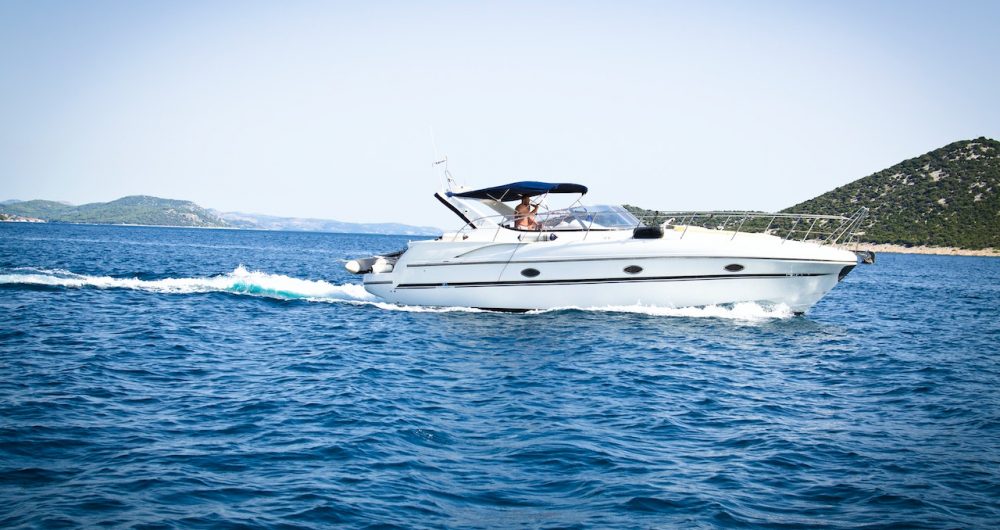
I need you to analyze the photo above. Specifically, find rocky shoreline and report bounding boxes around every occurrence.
[856,243,998,257]
[0,213,45,223]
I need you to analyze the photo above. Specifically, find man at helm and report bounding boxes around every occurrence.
[514,195,540,230]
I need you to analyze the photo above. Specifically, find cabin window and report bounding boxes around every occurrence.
[521,268,540,278]
[624,265,643,274]
[724,264,744,272]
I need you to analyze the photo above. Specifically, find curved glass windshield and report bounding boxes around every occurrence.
[535,205,639,231]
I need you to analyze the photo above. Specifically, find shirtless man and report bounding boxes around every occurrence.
[514,195,540,230]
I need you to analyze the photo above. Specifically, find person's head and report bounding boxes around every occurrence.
[521,195,531,205]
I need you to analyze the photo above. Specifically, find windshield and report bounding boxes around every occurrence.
[534,205,640,231]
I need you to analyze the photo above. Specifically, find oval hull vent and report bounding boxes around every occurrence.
[521,268,540,278]
[724,264,744,272]
[624,265,643,274]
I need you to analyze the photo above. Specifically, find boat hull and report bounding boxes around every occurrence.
[363,250,856,313]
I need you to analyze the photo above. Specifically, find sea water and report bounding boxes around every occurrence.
[1,223,998,528]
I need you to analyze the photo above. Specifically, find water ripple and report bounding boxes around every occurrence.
[1,224,999,528]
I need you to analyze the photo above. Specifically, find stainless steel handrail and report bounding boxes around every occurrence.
[447,206,870,247]
[632,208,869,246]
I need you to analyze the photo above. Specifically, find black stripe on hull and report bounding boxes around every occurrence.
[395,272,831,289]
[407,256,857,267]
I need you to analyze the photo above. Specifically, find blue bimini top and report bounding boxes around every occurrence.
[447,181,588,201]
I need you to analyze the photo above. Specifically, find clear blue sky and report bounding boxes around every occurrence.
[2,0,998,228]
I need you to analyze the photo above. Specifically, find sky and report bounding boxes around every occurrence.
[1,0,998,228]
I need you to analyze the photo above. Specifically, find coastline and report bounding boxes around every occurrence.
[0,220,441,237]
[857,243,999,257]
[3,219,992,255]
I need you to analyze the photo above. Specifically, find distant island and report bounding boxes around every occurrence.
[0,195,441,236]
[628,137,999,254]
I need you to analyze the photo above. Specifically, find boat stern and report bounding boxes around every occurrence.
[362,273,394,299]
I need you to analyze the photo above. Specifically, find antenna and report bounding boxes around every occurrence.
[429,126,456,190]
[433,156,456,190]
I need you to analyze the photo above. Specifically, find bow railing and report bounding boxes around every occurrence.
[446,205,870,247]
[630,207,869,246]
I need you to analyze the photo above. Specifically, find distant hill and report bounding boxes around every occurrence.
[0,195,441,235]
[626,138,999,250]
[783,138,999,249]
[0,196,227,227]
[217,211,441,236]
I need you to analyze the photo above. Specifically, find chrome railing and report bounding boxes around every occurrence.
[447,206,869,247]
[631,207,869,246]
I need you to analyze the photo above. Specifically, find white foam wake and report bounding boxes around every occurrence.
[531,302,794,321]
[0,267,795,318]
[0,265,374,302]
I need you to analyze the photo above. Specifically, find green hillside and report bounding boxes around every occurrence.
[627,138,999,249]
[0,200,75,219]
[783,138,999,249]
[0,195,228,227]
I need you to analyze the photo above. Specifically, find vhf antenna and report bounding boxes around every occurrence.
[433,156,456,190]
[429,126,456,191]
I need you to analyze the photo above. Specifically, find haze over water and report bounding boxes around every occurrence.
[2,223,999,528]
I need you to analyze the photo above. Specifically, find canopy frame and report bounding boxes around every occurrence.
[447,181,588,202]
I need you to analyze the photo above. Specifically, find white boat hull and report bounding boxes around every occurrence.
[362,236,858,314]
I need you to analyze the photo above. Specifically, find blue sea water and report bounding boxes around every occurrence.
[1,223,999,529]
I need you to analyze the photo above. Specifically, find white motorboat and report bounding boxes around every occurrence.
[346,180,871,314]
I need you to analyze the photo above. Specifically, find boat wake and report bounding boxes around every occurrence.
[531,302,794,320]
[0,266,791,318]
[0,265,373,302]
